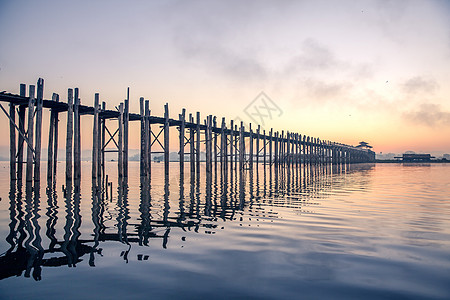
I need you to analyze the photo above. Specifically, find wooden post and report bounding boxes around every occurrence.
[196,112,200,176]
[220,117,225,175]
[74,88,81,180]
[53,94,60,182]
[100,102,105,181]
[239,122,244,176]
[249,124,253,170]
[164,103,169,177]
[17,84,26,181]
[205,115,212,176]
[179,108,186,176]
[140,97,145,176]
[47,93,58,183]
[229,120,234,173]
[34,78,44,182]
[92,93,99,180]
[213,116,217,174]
[9,100,16,181]
[124,89,129,178]
[286,131,290,168]
[118,103,124,178]
[256,125,260,167]
[189,114,195,175]
[26,85,35,182]
[66,88,73,181]
[263,129,266,166]
[144,100,150,177]
[269,129,273,166]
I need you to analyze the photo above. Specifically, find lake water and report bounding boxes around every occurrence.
[0,162,449,299]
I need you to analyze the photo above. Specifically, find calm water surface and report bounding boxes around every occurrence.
[0,162,449,299]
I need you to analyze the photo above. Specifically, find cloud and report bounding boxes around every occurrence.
[285,39,344,73]
[403,103,450,127]
[303,79,353,101]
[402,76,438,94]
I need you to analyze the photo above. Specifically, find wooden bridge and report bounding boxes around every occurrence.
[0,78,375,185]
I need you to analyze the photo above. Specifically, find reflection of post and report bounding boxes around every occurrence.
[163,175,170,249]
[90,185,104,266]
[6,182,18,253]
[45,185,58,251]
[138,176,152,246]
[24,182,44,280]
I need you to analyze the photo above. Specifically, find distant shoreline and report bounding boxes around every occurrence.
[376,160,450,163]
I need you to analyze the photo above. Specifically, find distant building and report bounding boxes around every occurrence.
[443,154,450,160]
[394,153,434,162]
[356,141,373,150]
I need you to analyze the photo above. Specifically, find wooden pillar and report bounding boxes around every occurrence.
[53,94,60,182]
[213,116,217,174]
[249,124,253,170]
[17,84,26,181]
[205,115,212,176]
[140,97,145,176]
[164,103,169,177]
[9,100,16,181]
[145,100,150,177]
[47,93,58,183]
[196,112,200,176]
[268,129,272,166]
[124,89,129,178]
[179,108,186,176]
[92,93,99,180]
[74,88,81,180]
[239,122,245,176]
[26,85,35,182]
[221,117,227,177]
[100,102,105,181]
[286,132,290,168]
[263,129,266,166]
[34,78,44,182]
[229,120,234,173]
[66,88,73,181]
[189,114,195,175]
[234,124,238,172]
[118,103,124,178]
[256,125,260,167]
[281,131,284,167]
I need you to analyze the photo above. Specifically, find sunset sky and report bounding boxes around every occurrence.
[1,0,450,156]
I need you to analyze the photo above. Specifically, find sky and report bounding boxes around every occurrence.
[1,0,450,157]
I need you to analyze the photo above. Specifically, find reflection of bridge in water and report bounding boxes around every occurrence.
[0,163,374,281]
